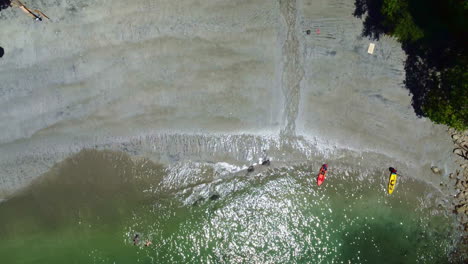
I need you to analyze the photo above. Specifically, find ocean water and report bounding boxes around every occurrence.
[0,150,459,263]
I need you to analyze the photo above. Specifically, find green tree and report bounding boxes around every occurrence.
[381,0,424,42]
[372,0,468,130]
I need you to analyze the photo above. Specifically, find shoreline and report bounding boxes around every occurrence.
[0,131,455,199]
[447,128,468,258]
[0,0,458,198]
[0,0,464,258]
[0,130,464,259]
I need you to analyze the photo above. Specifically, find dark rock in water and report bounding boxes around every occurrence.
[456,204,467,214]
[193,197,205,206]
[247,165,254,172]
[209,194,220,201]
[456,191,466,200]
[431,166,441,174]
[0,47,4,58]
[456,179,464,189]
[261,159,270,166]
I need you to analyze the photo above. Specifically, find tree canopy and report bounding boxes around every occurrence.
[354,0,467,130]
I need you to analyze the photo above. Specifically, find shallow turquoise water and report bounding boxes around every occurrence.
[0,150,458,263]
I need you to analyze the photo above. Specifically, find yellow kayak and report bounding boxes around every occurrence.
[388,173,398,194]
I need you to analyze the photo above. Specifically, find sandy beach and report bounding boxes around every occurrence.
[1,1,467,262]
[0,0,459,198]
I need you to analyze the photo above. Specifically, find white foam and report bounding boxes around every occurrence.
[213,162,247,176]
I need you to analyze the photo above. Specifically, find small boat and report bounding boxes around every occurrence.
[317,164,328,186]
[388,167,398,194]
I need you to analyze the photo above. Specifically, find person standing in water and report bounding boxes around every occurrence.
[132,234,152,247]
[132,234,140,245]
[10,0,49,21]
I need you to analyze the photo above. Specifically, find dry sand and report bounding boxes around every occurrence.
[0,0,458,197]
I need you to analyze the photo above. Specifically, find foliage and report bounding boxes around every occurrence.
[354,0,468,130]
[423,87,467,131]
[428,63,468,129]
[381,0,424,42]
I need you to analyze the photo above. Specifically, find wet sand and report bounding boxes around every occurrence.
[0,0,458,201]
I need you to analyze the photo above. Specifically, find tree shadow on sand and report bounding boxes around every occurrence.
[0,0,11,12]
[353,0,421,115]
[353,0,467,127]
[353,0,387,41]
[1,1,10,59]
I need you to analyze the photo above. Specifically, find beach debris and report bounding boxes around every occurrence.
[10,0,49,21]
[144,240,152,247]
[306,29,320,35]
[367,43,375,54]
[454,148,468,159]
[431,166,441,174]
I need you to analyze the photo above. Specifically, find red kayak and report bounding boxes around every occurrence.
[317,164,328,186]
